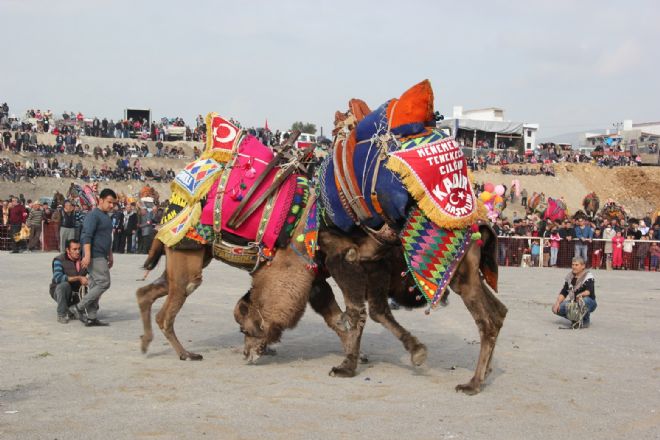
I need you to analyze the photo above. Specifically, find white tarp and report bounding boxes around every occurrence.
[439,118,524,135]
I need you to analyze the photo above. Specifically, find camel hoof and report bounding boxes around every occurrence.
[329,366,357,378]
[411,344,428,367]
[179,352,204,361]
[140,335,151,354]
[455,382,480,395]
[245,349,261,364]
[262,347,277,356]
[359,352,369,364]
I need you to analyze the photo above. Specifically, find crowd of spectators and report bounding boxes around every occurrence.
[1,193,165,255]
[488,198,660,270]
[0,157,176,183]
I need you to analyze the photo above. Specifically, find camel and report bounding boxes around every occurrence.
[582,192,600,219]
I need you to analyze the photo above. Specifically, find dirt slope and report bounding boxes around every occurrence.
[474,163,660,218]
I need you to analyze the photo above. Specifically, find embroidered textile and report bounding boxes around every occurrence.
[400,207,472,308]
[387,133,483,229]
[172,157,224,203]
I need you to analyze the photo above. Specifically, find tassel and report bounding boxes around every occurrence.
[476,239,484,247]
[408,286,415,292]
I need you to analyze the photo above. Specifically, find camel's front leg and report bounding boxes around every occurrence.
[136,271,168,354]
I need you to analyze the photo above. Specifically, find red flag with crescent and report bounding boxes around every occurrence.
[204,113,240,163]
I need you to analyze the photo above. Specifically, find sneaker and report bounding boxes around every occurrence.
[57,315,69,324]
[85,318,109,327]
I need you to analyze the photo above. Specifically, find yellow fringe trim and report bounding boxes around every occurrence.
[387,157,486,229]
[156,203,202,247]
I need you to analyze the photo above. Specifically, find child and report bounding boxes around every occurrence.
[649,241,660,271]
[530,239,540,267]
[636,236,651,270]
[622,234,635,270]
[549,228,561,267]
[612,231,624,269]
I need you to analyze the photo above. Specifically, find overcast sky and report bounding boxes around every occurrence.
[2,0,659,138]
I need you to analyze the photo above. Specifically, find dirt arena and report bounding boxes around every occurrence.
[1,253,659,439]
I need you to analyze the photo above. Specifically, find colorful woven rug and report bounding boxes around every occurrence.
[292,199,319,271]
[400,207,473,308]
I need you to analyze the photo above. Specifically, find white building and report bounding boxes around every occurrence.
[437,106,539,155]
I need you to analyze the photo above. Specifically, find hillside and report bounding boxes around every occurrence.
[474,163,660,218]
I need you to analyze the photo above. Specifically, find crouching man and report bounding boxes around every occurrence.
[552,256,597,328]
[50,239,88,324]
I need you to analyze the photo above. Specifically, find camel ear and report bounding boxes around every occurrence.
[238,302,249,317]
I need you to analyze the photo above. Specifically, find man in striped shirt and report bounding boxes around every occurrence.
[50,239,88,323]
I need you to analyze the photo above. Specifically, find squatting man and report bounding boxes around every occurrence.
[552,256,597,328]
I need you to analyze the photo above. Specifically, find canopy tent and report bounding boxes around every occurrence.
[444,118,524,135]
[438,118,526,155]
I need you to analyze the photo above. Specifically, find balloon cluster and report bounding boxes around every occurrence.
[479,182,505,221]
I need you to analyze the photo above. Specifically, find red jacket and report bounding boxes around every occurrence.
[8,204,26,225]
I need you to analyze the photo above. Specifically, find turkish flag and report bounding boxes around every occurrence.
[210,115,239,151]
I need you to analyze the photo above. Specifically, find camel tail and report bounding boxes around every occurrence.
[142,239,165,270]
[479,224,498,293]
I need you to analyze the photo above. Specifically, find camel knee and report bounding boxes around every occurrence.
[185,276,202,296]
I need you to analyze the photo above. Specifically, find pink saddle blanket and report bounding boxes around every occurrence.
[200,135,297,248]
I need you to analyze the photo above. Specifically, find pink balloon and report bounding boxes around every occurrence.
[494,184,505,196]
[484,183,495,193]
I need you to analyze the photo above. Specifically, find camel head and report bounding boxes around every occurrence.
[233,290,268,362]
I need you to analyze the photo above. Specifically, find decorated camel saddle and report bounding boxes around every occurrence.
[319,80,487,307]
[156,114,313,271]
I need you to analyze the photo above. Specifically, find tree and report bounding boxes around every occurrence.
[291,121,317,134]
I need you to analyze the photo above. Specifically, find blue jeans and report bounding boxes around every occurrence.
[550,247,558,266]
[557,297,597,323]
[575,243,589,263]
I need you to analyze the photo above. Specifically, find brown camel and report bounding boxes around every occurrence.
[136,201,317,361]
[315,224,506,395]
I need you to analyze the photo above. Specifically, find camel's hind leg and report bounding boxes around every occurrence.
[451,244,508,395]
[366,287,428,367]
[136,270,168,354]
[155,248,206,361]
[326,262,368,378]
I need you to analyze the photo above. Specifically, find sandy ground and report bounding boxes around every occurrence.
[1,252,659,439]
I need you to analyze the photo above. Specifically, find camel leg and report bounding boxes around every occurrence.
[155,249,205,361]
[366,286,428,367]
[136,270,168,354]
[325,260,369,378]
[451,246,507,395]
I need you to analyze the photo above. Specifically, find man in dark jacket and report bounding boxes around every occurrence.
[120,203,138,253]
[51,239,88,323]
[111,204,124,252]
